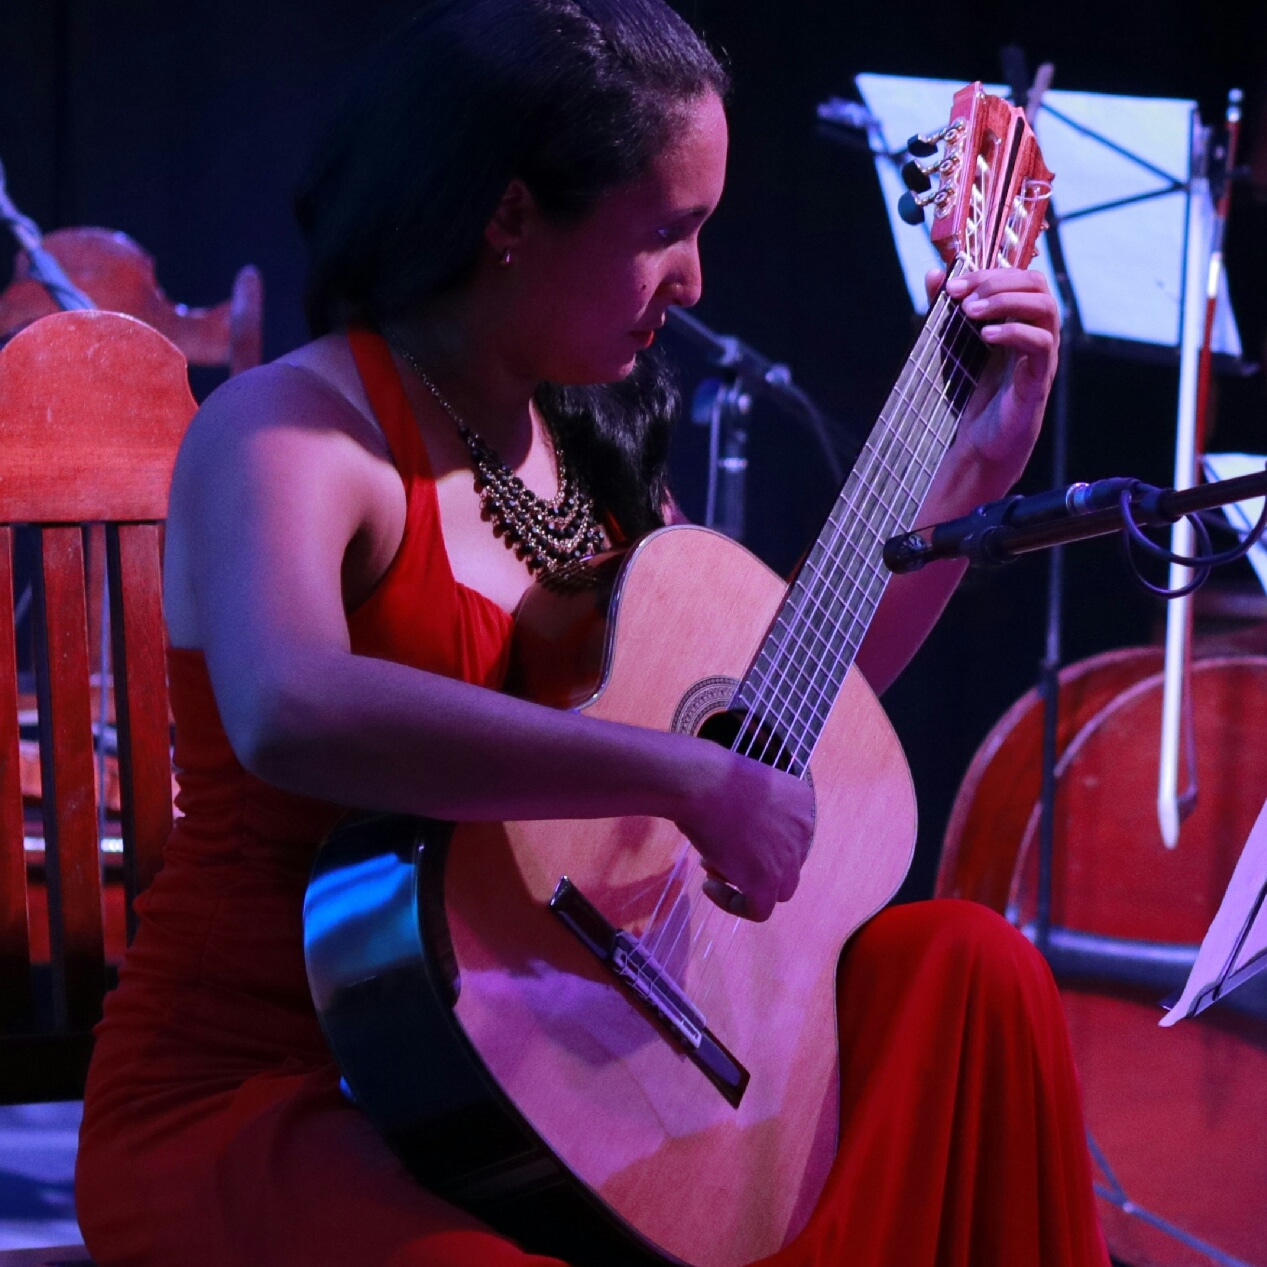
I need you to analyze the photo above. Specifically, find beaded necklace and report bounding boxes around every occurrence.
[392,342,607,577]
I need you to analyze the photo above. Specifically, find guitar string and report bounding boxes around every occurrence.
[690,301,987,1006]
[627,104,1036,1002]
[644,293,982,996]
[682,203,1018,1006]
[734,298,972,765]
[691,320,981,1012]
[690,430,978,1005]
[757,311,980,754]
[740,220,1000,767]
[733,324,977,769]
[649,295,985,1000]
[684,154,1016,981]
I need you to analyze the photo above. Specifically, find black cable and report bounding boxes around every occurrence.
[1117,479,1267,597]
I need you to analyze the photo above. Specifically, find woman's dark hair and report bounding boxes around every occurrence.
[295,0,728,538]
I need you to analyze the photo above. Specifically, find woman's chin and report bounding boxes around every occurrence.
[551,354,641,386]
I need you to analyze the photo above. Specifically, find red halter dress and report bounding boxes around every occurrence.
[76,330,1108,1267]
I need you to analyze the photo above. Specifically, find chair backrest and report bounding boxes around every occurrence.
[0,226,263,374]
[0,310,194,1102]
[0,228,261,738]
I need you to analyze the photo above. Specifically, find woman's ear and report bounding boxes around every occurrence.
[484,179,539,261]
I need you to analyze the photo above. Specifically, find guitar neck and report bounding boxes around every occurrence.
[731,266,988,775]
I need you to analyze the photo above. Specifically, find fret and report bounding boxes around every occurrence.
[800,605,857,671]
[862,442,926,497]
[747,585,874,748]
[882,429,937,479]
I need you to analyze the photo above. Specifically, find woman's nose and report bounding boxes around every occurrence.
[666,242,703,309]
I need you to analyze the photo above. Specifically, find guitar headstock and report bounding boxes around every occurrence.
[899,82,1053,272]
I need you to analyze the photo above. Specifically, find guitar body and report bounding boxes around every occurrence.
[307,526,916,1267]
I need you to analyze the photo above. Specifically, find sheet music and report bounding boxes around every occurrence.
[1161,794,1267,1025]
[853,74,1242,356]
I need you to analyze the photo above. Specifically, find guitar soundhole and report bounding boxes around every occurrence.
[697,708,797,773]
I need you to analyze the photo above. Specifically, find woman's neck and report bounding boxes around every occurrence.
[384,294,541,460]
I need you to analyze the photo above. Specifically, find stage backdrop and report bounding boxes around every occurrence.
[1,0,1265,898]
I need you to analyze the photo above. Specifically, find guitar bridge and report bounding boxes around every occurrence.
[549,877,750,1108]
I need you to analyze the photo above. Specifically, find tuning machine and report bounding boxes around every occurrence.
[897,121,965,226]
[906,118,965,158]
[898,188,946,226]
[897,160,956,226]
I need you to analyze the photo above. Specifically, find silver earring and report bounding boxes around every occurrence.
[499,248,513,267]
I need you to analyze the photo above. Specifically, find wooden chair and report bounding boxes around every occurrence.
[0,225,263,375]
[0,227,259,934]
[0,311,194,1112]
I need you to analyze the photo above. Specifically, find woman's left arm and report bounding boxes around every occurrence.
[855,267,1060,695]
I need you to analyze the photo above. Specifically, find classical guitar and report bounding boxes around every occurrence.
[304,83,1052,1267]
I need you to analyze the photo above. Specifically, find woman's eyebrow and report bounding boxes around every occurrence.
[666,203,715,223]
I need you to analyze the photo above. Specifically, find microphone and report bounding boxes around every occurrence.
[666,308,795,393]
[884,477,1143,572]
[816,98,880,133]
[815,98,890,157]
[993,476,1142,524]
[665,308,844,484]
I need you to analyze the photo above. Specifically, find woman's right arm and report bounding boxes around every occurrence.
[164,368,813,920]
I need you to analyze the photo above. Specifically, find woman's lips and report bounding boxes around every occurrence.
[631,328,657,349]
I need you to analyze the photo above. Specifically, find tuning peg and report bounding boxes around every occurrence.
[906,132,939,158]
[900,159,932,194]
[898,191,928,226]
[898,183,951,226]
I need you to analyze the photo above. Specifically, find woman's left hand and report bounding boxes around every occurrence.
[855,266,1060,695]
[930,267,1060,485]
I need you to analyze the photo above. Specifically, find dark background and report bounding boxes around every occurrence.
[3,0,1266,899]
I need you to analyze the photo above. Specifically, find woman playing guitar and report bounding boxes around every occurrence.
[75,2,1104,1264]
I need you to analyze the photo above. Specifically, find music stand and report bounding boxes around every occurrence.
[1203,452,1267,592]
[846,74,1242,359]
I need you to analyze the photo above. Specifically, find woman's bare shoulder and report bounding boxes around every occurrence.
[163,337,405,648]
[185,334,381,454]
[167,334,402,569]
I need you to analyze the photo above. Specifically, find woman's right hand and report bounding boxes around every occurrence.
[674,750,816,922]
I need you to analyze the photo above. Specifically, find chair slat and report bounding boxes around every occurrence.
[33,526,106,1032]
[108,524,172,935]
[0,526,34,1027]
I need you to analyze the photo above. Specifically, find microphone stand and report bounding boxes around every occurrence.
[0,157,93,313]
[666,308,843,541]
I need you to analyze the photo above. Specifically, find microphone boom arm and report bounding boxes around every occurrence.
[883,470,1267,574]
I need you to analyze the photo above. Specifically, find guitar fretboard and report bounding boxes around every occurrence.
[731,275,988,775]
